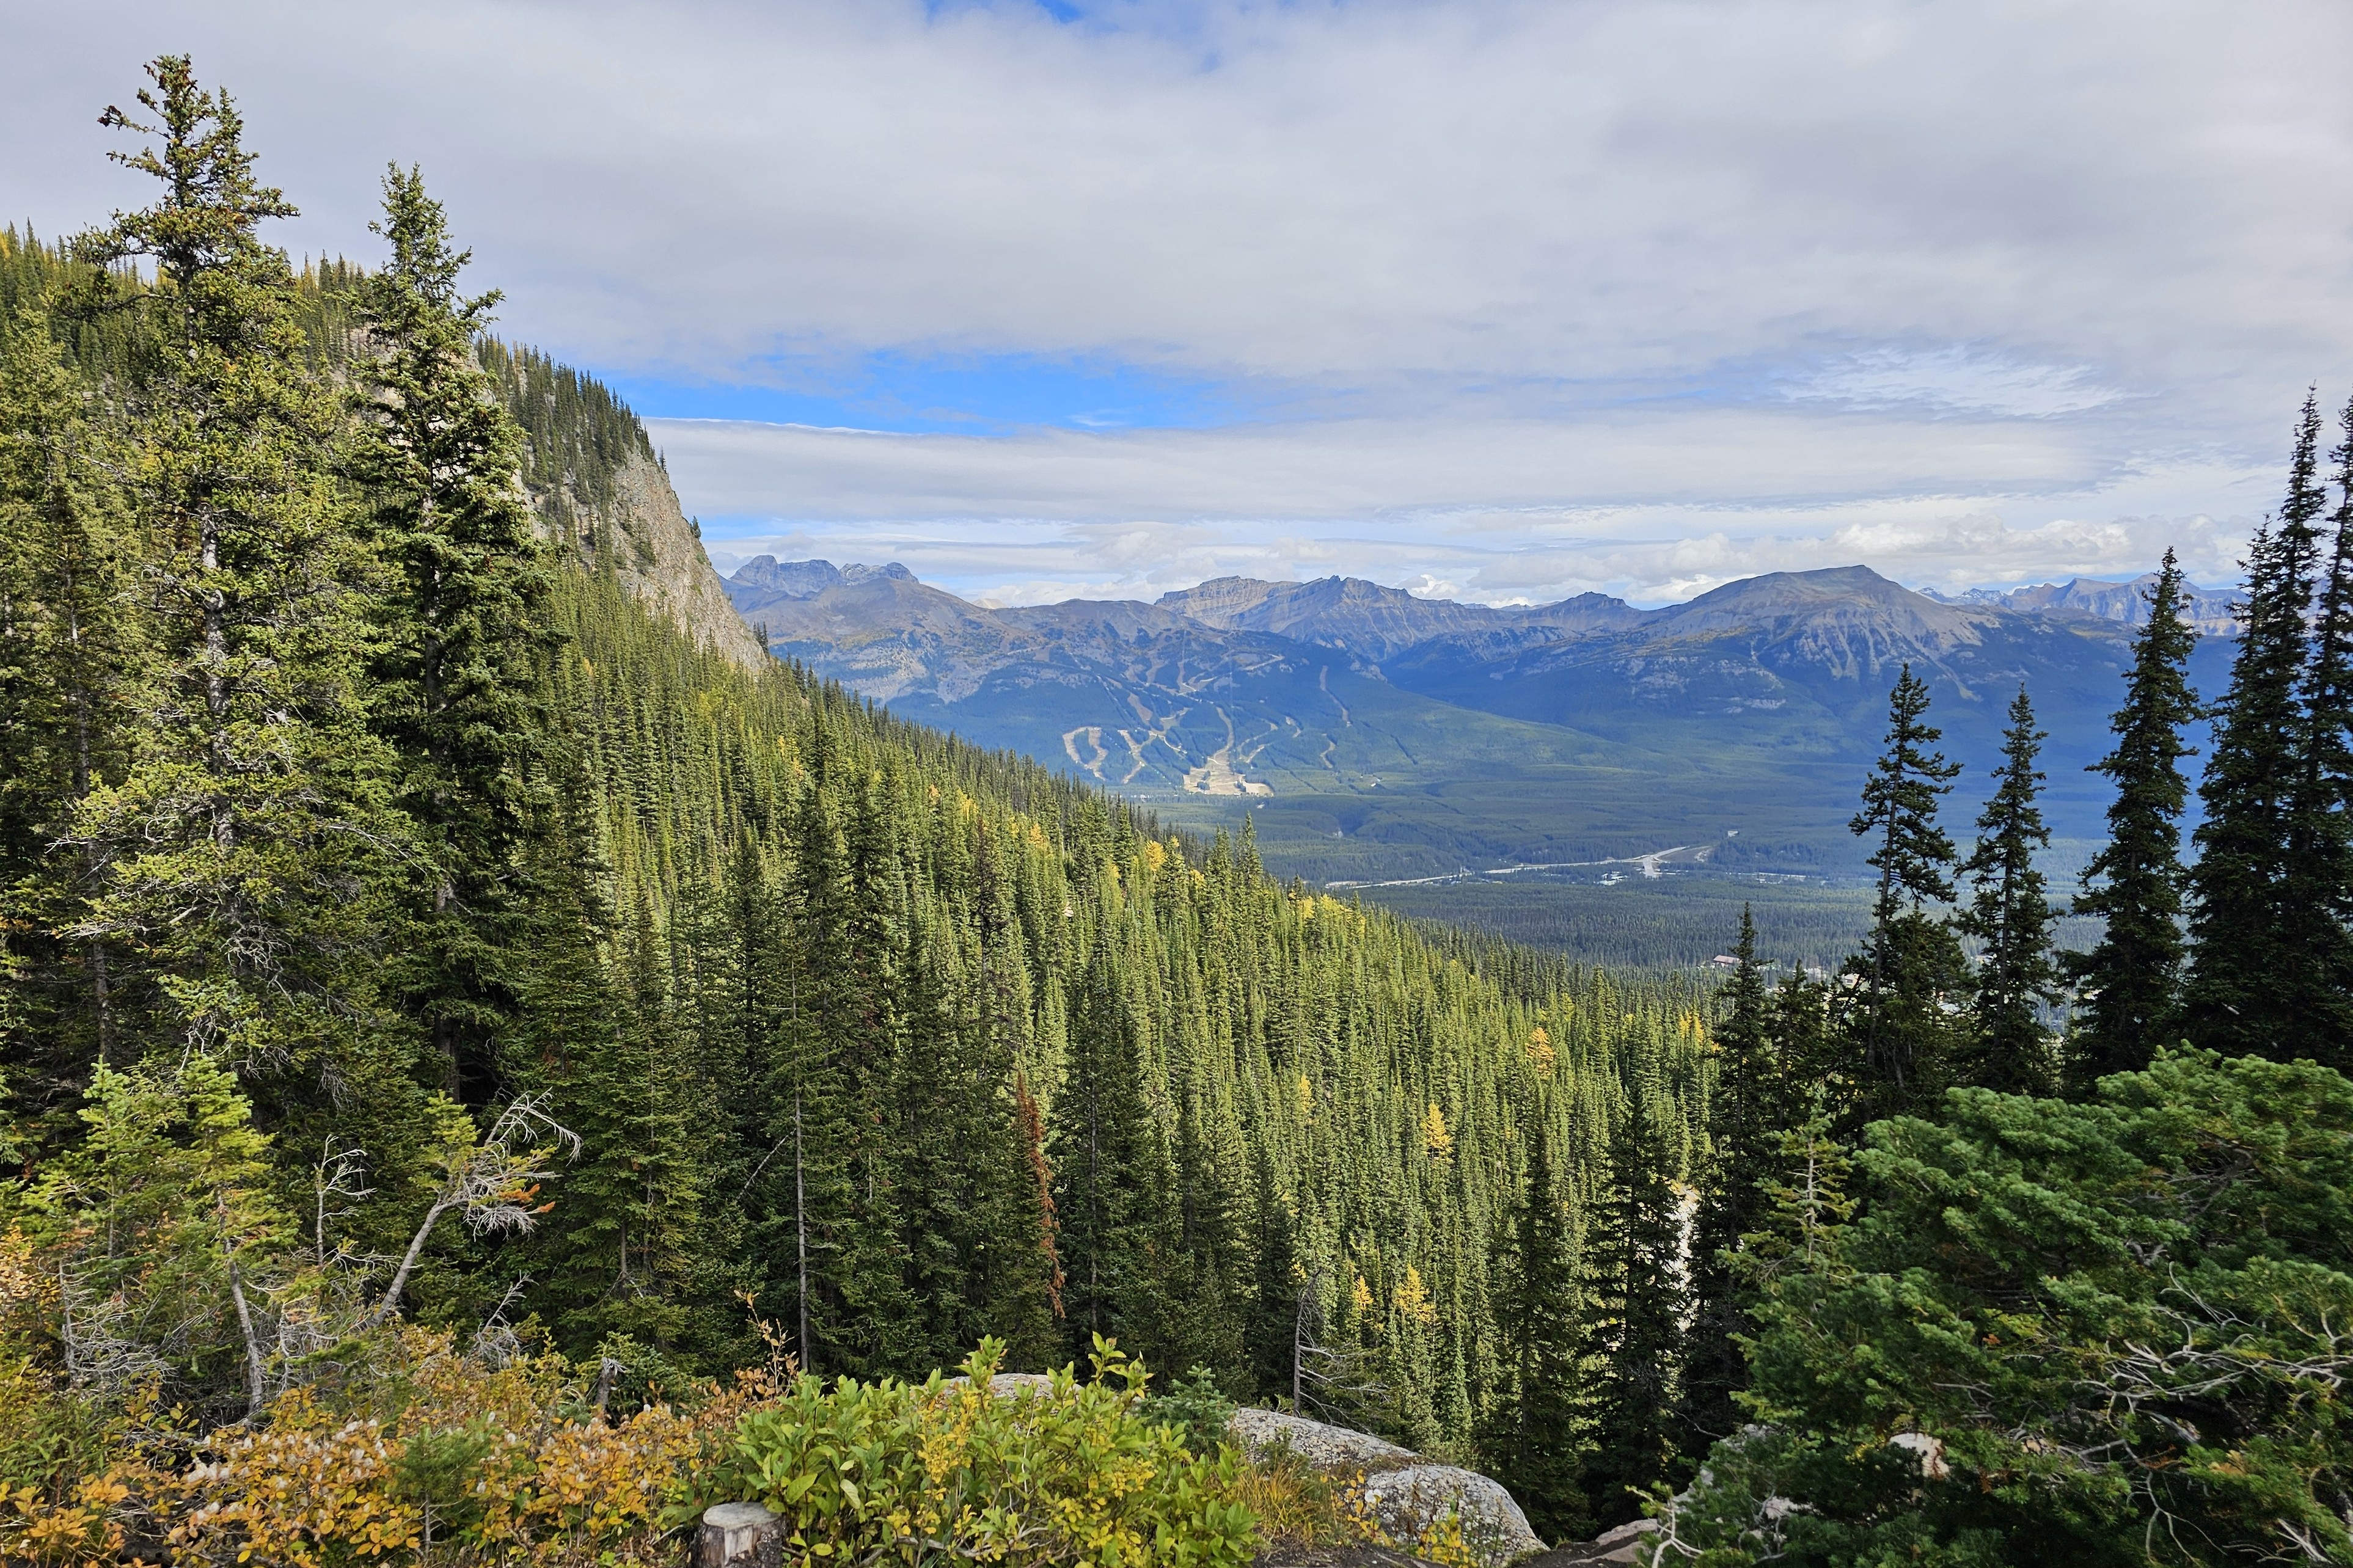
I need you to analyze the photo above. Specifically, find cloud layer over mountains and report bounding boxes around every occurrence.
[11,1,2349,601]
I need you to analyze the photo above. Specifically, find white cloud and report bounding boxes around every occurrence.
[1781,349,2127,418]
[684,413,2265,605]
[652,406,2117,520]
[7,1,2344,602]
[10,3,2348,414]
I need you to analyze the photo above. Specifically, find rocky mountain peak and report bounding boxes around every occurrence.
[728,557,914,599]
[1642,564,1980,646]
[1158,572,1642,660]
[1922,572,2241,635]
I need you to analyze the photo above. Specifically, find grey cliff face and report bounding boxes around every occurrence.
[602,453,768,670]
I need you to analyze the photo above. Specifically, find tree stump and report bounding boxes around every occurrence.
[696,1502,781,1568]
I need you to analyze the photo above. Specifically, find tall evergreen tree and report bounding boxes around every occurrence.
[514,765,638,1351]
[985,840,1066,1364]
[351,165,554,1101]
[62,58,411,1107]
[759,775,868,1376]
[1242,1137,1301,1404]
[2184,396,2329,1059]
[1678,906,1774,1454]
[2068,551,2200,1089]
[2278,395,2353,1056]
[830,773,923,1372]
[1771,966,1838,1106]
[1843,665,1966,1117]
[1956,688,2058,1095]
[1479,1098,1590,1544]
[1580,1069,1689,1526]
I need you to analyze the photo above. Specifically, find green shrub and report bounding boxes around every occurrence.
[1144,1365,1237,1459]
[703,1336,1257,1566]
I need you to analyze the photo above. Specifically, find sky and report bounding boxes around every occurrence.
[7,0,2351,607]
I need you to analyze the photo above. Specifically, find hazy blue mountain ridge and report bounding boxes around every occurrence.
[1156,572,1646,661]
[720,557,2233,883]
[1922,571,2240,635]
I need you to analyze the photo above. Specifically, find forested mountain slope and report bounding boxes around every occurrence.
[724,552,1733,868]
[0,169,1708,1467]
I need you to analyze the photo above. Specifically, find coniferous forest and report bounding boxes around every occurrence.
[8,58,2353,1567]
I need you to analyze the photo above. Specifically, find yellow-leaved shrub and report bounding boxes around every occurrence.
[1,1325,762,1567]
[699,1336,1258,1567]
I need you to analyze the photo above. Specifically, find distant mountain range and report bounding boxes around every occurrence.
[1920,572,2239,635]
[1156,574,1645,660]
[722,559,2238,882]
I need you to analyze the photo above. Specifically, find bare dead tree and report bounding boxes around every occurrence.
[1290,1261,1386,1429]
[56,1268,172,1395]
[364,1095,578,1329]
[310,1136,373,1267]
[469,1277,532,1369]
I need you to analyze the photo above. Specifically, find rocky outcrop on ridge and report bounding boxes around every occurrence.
[598,450,767,669]
[1225,1408,1545,1565]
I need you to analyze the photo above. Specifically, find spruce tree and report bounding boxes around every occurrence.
[1772,966,1838,1107]
[63,59,410,1103]
[980,842,1065,1369]
[1678,906,1774,1455]
[830,773,921,1372]
[1243,1138,1301,1404]
[1480,1096,1590,1542]
[1956,688,2058,1095]
[1581,1067,1689,1526]
[723,826,823,1373]
[761,775,862,1376]
[351,165,553,1101]
[892,826,1059,1372]
[1150,1052,1249,1385]
[2279,395,2353,1057]
[2184,396,2328,1059]
[2068,551,2199,1088]
[1844,665,1966,1117]
[664,850,764,1360]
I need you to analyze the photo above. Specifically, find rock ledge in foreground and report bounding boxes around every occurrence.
[1226,1409,1544,1564]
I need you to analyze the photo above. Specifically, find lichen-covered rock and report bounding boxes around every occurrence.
[1227,1409,1544,1564]
[1229,1408,1417,1471]
[939,1371,1058,1398]
[1361,1464,1544,1565]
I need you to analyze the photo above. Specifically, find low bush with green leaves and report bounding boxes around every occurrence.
[698,1336,1257,1566]
[1144,1365,1237,1459]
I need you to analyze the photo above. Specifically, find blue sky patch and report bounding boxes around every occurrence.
[604,348,1260,435]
